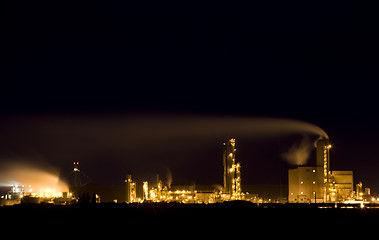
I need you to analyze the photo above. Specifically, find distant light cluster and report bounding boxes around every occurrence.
[1,184,75,205]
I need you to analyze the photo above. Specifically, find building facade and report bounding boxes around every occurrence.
[288,166,324,203]
[332,171,353,202]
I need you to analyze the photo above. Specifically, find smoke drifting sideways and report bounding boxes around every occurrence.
[0,160,68,192]
[0,114,328,184]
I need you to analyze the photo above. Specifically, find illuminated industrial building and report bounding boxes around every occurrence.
[145,181,221,204]
[222,137,242,200]
[125,138,243,204]
[0,184,75,206]
[143,181,149,201]
[289,166,323,203]
[355,182,372,202]
[119,137,243,204]
[289,138,357,203]
[125,174,136,203]
[332,171,353,202]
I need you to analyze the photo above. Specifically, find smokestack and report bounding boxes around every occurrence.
[315,137,331,168]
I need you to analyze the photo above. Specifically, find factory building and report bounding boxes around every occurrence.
[332,171,353,202]
[289,138,355,203]
[289,166,324,203]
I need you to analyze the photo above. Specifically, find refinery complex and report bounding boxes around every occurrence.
[124,137,242,204]
[0,137,376,206]
[123,137,375,205]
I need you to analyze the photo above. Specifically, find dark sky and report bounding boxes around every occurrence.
[3,2,379,193]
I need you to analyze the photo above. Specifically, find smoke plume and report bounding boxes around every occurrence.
[281,136,313,166]
[0,114,328,184]
[0,160,68,192]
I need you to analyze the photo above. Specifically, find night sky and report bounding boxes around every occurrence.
[3,2,379,193]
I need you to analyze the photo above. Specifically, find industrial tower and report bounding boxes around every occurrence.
[222,137,242,200]
[316,137,333,202]
[125,174,136,203]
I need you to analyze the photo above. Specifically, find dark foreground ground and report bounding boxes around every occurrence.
[2,202,378,235]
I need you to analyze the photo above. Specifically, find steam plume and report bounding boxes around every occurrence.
[163,166,173,187]
[281,137,312,166]
[0,160,68,192]
[0,114,328,184]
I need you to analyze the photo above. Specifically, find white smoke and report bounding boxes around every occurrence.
[0,114,328,183]
[0,160,68,192]
[281,136,313,166]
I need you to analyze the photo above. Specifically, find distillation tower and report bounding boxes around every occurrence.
[125,174,136,203]
[222,137,242,200]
